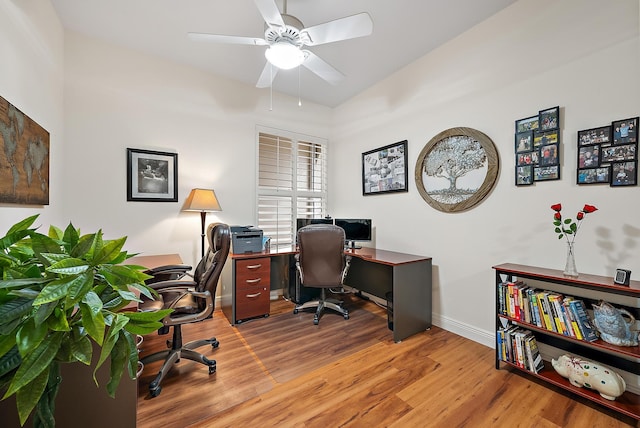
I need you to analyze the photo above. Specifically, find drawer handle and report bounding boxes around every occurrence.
[246,292,262,298]
[246,264,262,269]
[245,278,261,284]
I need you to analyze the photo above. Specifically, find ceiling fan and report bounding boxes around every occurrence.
[188,0,373,88]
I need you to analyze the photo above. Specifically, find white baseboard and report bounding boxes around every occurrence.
[432,312,494,349]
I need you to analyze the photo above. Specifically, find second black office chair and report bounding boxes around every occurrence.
[294,224,351,325]
[139,222,230,397]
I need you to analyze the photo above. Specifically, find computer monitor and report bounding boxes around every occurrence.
[334,218,372,249]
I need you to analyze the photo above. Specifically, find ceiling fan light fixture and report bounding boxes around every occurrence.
[265,42,305,70]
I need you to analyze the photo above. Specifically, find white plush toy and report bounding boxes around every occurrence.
[552,354,626,400]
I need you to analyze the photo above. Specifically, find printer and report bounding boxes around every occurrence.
[230,226,264,254]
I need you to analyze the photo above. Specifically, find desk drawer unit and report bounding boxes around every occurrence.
[235,257,270,322]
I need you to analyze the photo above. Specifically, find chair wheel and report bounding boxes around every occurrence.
[293,309,299,314]
[313,318,319,325]
[149,385,162,398]
[211,339,220,349]
[208,366,216,375]
[344,314,349,320]
[264,314,269,318]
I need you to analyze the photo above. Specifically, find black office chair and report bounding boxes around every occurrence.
[293,224,351,325]
[139,222,231,397]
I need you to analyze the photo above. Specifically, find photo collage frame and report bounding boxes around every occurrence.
[515,106,560,186]
[577,116,638,187]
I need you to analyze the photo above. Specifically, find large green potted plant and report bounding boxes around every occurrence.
[0,215,171,426]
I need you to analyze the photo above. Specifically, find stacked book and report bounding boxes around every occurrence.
[497,281,598,342]
[496,326,545,373]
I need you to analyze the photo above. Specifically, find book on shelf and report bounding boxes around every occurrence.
[524,334,544,373]
[538,292,557,333]
[562,297,581,340]
[568,299,599,342]
[549,293,569,336]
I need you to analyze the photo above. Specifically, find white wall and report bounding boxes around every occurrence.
[0,0,64,226]
[330,0,640,346]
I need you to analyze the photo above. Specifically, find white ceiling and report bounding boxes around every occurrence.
[51,0,518,108]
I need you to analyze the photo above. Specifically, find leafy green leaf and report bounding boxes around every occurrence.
[106,333,128,397]
[94,237,127,265]
[33,278,73,305]
[47,306,70,332]
[4,332,64,398]
[79,299,105,345]
[0,344,20,376]
[16,318,47,357]
[16,364,49,426]
[33,301,57,326]
[70,333,92,365]
[62,223,80,252]
[70,233,95,259]
[94,314,129,384]
[46,258,90,275]
[0,296,33,324]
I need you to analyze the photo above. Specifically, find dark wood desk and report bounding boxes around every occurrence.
[221,246,432,342]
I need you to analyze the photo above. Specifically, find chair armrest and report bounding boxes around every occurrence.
[146,279,197,291]
[153,287,213,326]
[145,264,194,282]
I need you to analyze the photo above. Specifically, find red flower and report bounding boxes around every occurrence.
[551,203,597,243]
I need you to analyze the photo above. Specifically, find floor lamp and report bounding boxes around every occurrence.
[182,188,222,258]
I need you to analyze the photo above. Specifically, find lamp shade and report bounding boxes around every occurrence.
[265,42,306,70]
[182,188,222,212]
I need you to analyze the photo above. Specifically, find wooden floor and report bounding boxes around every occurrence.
[137,295,637,428]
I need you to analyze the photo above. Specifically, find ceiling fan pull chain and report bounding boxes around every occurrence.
[298,65,302,107]
[269,63,273,111]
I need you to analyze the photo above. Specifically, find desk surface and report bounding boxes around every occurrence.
[230,246,431,266]
[125,253,183,269]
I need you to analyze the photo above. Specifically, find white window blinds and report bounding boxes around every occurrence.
[257,129,327,248]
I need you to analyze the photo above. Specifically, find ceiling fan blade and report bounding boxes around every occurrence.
[302,51,344,85]
[254,0,285,29]
[188,32,267,46]
[302,12,373,46]
[256,61,279,88]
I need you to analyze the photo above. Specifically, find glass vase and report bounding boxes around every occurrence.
[563,241,579,277]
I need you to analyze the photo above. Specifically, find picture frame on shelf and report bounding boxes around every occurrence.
[578,145,600,169]
[578,125,612,146]
[601,143,637,163]
[534,165,560,181]
[515,131,533,153]
[612,117,638,145]
[539,106,559,131]
[611,160,637,186]
[516,165,533,186]
[515,115,539,133]
[533,130,558,148]
[127,148,178,202]
[577,167,610,185]
[362,140,408,195]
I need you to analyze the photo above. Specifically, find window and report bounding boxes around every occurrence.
[257,127,328,248]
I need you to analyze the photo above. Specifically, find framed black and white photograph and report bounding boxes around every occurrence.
[611,161,637,186]
[515,131,533,153]
[601,143,637,163]
[577,167,610,185]
[516,165,533,186]
[539,106,559,131]
[578,125,612,146]
[515,116,539,134]
[578,145,600,169]
[362,140,408,195]
[534,165,560,181]
[533,130,558,148]
[612,117,638,145]
[127,148,178,202]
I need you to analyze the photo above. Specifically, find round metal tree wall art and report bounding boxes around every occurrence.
[415,127,499,213]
